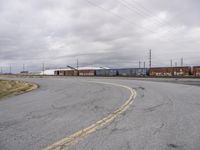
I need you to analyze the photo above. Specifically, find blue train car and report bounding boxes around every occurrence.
[117,68,148,77]
[96,69,117,76]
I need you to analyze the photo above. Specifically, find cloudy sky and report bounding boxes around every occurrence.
[0,0,200,72]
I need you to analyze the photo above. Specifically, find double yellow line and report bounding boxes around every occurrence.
[43,81,137,150]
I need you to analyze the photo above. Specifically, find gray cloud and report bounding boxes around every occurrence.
[0,0,200,73]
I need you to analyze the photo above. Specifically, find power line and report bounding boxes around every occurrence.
[121,0,197,47]
[85,0,156,34]
[85,0,188,48]
[118,0,174,30]
[116,0,182,41]
[119,0,195,46]
[121,0,175,28]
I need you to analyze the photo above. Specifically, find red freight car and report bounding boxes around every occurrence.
[54,69,76,76]
[78,70,95,76]
[149,67,191,77]
[193,66,200,76]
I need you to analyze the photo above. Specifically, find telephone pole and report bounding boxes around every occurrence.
[0,67,2,74]
[181,58,183,66]
[149,49,152,68]
[143,61,146,68]
[175,62,177,67]
[170,60,173,67]
[42,63,45,75]
[23,64,25,72]
[9,64,12,74]
[76,58,79,70]
[139,60,141,68]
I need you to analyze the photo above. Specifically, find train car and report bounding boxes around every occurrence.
[193,66,200,76]
[173,67,191,76]
[149,66,191,77]
[117,68,148,77]
[149,67,173,76]
[54,69,76,76]
[78,70,95,76]
[96,69,117,76]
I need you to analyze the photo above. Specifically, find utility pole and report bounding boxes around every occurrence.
[143,61,146,68]
[181,58,183,66]
[9,64,12,74]
[149,49,152,68]
[139,61,141,68]
[76,58,79,70]
[175,62,177,67]
[0,67,2,74]
[42,63,45,75]
[23,64,25,72]
[170,60,173,67]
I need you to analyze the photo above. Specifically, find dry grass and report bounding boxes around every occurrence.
[0,80,38,99]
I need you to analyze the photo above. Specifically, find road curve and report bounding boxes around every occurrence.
[0,77,200,150]
[43,81,136,150]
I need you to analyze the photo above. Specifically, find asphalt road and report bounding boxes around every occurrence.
[0,77,200,150]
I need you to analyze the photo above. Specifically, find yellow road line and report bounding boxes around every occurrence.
[43,81,137,150]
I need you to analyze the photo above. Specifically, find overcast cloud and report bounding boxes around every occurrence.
[0,0,200,72]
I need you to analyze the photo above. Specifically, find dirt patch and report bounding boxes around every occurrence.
[0,80,38,100]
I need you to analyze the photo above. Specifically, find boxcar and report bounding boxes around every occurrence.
[54,70,76,76]
[78,70,95,76]
[117,68,148,77]
[149,67,191,77]
[96,69,117,76]
[193,66,200,76]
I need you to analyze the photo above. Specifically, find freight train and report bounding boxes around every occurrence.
[55,66,200,77]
